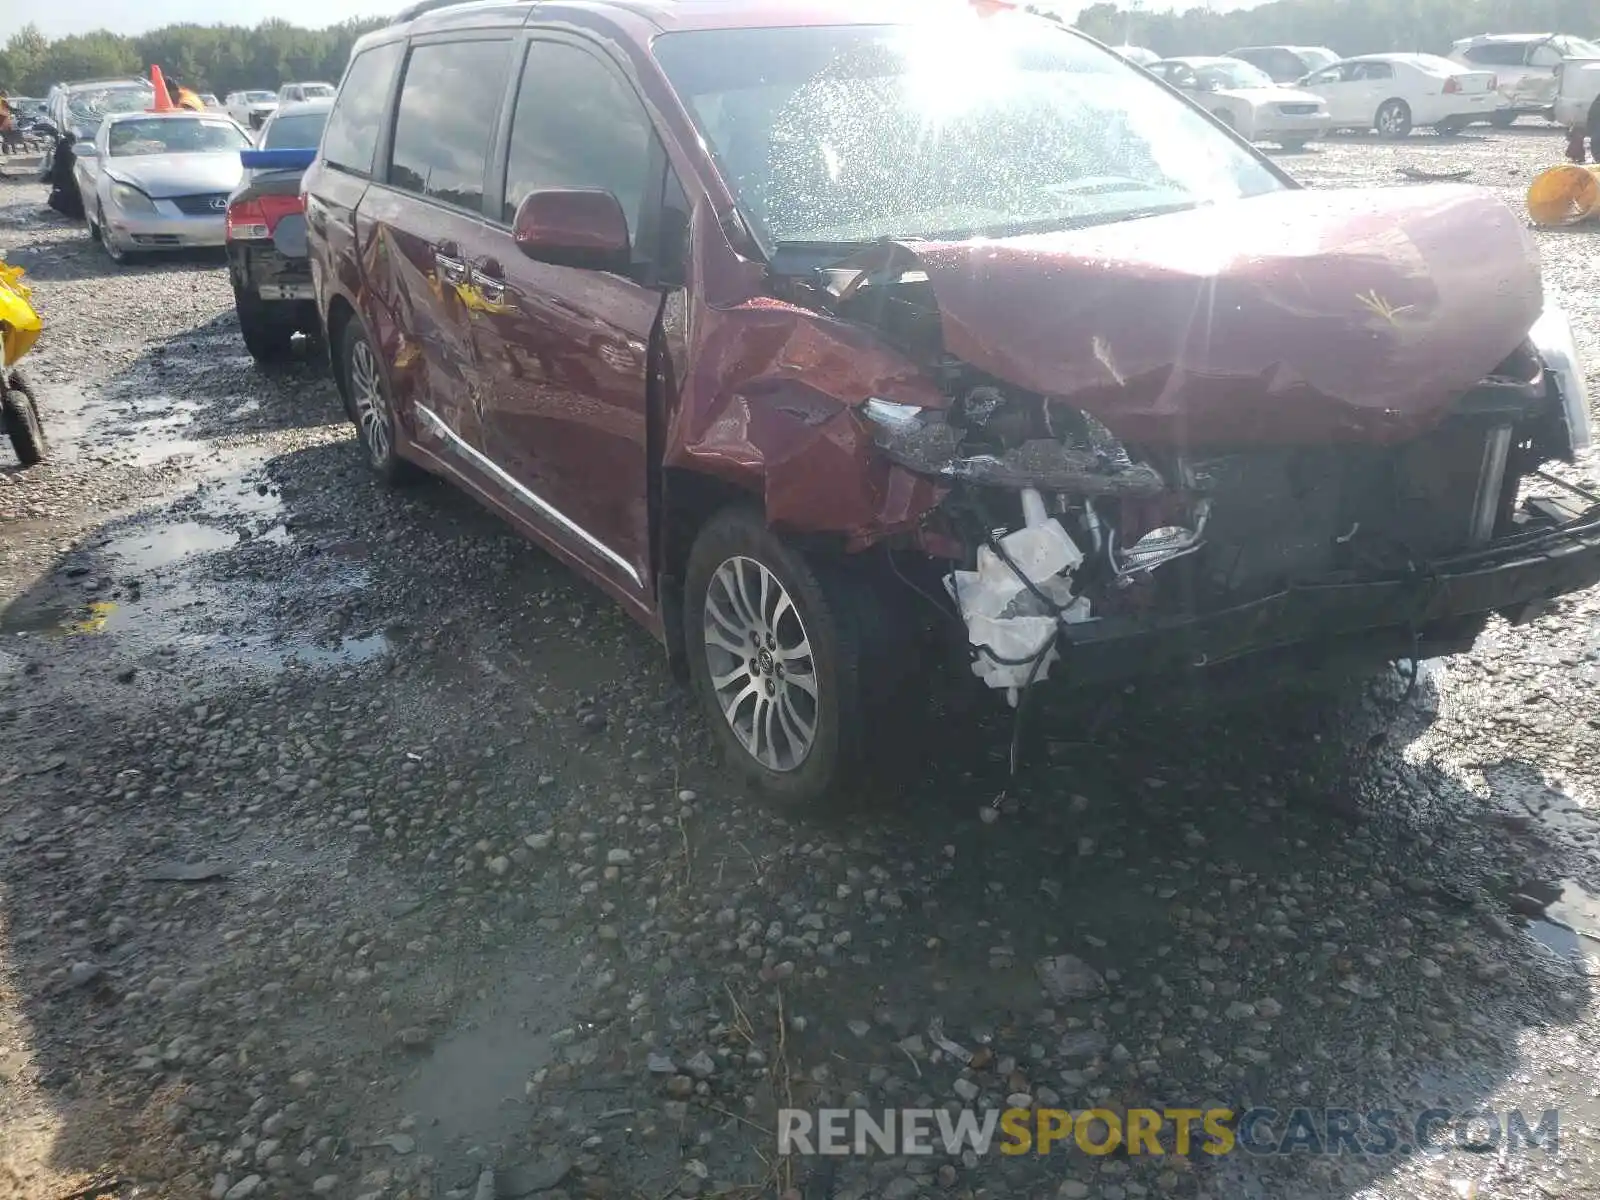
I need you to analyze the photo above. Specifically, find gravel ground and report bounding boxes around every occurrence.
[2,126,1600,1200]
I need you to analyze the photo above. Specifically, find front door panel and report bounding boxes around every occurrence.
[474,252,658,592]
[361,186,492,455]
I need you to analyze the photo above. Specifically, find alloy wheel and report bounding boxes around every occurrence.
[701,555,819,772]
[349,337,390,464]
[1377,101,1409,137]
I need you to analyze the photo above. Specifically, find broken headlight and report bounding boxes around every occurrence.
[1529,306,1593,454]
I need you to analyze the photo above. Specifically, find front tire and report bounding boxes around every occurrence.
[1375,99,1412,139]
[685,508,870,804]
[2,370,47,467]
[98,205,133,265]
[341,320,412,483]
[1588,96,1600,158]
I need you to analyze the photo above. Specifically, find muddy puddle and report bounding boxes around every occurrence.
[0,587,393,680]
[1525,879,1600,962]
[0,467,392,685]
[89,469,291,570]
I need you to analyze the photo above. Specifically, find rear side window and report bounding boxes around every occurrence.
[1464,43,1525,66]
[1266,50,1302,78]
[323,42,403,176]
[500,40,655,231]
[389,39,512,212]
[265,111,330,149]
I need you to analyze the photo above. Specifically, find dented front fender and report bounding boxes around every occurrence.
[665,298,949,548]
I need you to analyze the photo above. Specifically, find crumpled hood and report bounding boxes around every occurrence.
[108,152,243,199]
[904,184,1541,446]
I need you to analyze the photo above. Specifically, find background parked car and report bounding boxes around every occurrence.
[275,82,335,105]
[1449,33,1600,122]
[1147,55,1331,148]
[225,99,332,360]
[1299,53,1505,137]
[1553,47,1600,138]
[75,110,251,264]
[40,77,155,217]
[225,90,278,130]
[1227,45,1340,83]
[3,97,49,153]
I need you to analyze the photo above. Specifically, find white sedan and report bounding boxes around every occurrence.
[1298,53,1507,137]
[1147,57,1331,149]
[72,111,251,264]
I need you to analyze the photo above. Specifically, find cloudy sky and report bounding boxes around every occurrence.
[3,0,1266,41]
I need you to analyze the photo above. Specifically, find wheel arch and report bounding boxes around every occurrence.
[657,469,764,682]
[325,294,359,400]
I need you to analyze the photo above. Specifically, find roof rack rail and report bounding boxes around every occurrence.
[392,0,527,23]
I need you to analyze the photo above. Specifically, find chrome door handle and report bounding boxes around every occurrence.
[434,251,466,284]
[470,268,504,304]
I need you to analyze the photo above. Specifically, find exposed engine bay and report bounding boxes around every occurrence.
[779,248,1595,705]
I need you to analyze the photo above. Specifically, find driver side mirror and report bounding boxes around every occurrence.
[513,188,630,274]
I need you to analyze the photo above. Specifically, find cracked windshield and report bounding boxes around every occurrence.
[654,20,1283,245]
[2,1,1600,1199]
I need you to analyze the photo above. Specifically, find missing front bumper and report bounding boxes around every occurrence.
[1041,502,1600,687]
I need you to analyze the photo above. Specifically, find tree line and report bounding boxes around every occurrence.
[2,0,1597,100]
[0,18,388,98]
[1074,0,1600,58]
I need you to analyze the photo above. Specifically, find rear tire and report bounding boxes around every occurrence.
[684,507,872,804]
[1280,138,1310,151]
[236,290,293,363]
[1490,109,1516,128]
[1434,118,1465,136]
[1375,99,1412,139]
[2,370,47,467]
[1588,96,1600,158]
[340,320,414,484]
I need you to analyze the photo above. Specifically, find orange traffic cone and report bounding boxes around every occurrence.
[148,65,175,112]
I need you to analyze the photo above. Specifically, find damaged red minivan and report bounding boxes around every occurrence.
[305,0,1599,801]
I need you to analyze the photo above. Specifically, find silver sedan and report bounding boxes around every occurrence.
[74,111,252,265]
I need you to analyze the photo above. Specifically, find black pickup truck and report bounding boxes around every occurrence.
[223,100,330,361]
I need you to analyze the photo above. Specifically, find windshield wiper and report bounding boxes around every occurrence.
[1045,176,1170,196]
[979,200,1202,237]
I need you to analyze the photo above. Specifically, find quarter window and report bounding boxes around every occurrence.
[500,40,656,234]
[1528,42,1562,68]
[323,41,404,176]
[388,39,513,212]
[1464,43,1526,67]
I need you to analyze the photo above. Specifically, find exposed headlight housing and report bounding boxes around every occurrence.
[861,398,925,430]
[1529,305,1593,453]
[110,181,157,215]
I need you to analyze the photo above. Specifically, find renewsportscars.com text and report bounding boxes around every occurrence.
[777,1107,1560,1158]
